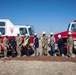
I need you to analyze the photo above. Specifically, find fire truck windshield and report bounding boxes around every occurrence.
[28,28,34,36]
[19,28,27,35]
[19,27,34,36]
[67,24,70,31]
[71,24,76,32]
[67,24,76,32]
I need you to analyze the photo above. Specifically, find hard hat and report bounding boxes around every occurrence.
[11,34,14,36]
[50,32,53,35]
[25,34,28,36]
[42,31,46,34]
[25,34,29,37]
[34,33,37,35]
[5,34,8,36]
[0,32,2,35]
[58,34,61,38]
[68,32,71,35]
[25,34,28,39]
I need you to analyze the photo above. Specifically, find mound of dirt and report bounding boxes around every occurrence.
[2,56,76,62]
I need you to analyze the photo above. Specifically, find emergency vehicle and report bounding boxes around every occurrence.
[0,19,34,50]
[54,20,76,51]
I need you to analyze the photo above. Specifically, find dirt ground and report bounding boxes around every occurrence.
[2,56,76,62]
[0,56,76,75]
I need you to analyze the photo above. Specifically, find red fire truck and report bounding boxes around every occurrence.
[0,19,34,51]
[54,20,76,51]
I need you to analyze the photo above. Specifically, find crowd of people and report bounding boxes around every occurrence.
[41,31,74,57]
[0,31,75,59]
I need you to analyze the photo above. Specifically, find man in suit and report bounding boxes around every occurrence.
[33,33,39,56]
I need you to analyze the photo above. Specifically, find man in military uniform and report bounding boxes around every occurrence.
[3,34,9,58]
[41,31,48,56]
[0,32,3,54]
[67,32,73,57]
[16,33,22,57]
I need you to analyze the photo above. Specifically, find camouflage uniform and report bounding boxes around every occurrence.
[0,37,2,53]
[42,35,48,55]
[3,36,9,57]
[67,36,73,57]
[16,34,22,56]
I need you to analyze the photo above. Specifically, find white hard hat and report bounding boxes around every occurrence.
[68,32,71,35]
[0,32,1,35]
[11,34,14,36]
[34,33,37,35]
[50,32,53,35]
[58,34,61,38]
[42,31,46,34]
[25,34,28,36]
[25,34,29,38]
[5,34,8,36]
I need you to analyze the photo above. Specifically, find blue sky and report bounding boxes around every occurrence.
[0,0,76,34]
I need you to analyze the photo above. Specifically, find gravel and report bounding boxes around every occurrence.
[0,60,76,75]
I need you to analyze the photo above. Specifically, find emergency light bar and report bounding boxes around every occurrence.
[74,20,76,22]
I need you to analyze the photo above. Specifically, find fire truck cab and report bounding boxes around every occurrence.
[0,19,34,36]
[54,20,76,51]
[0,19,34,50]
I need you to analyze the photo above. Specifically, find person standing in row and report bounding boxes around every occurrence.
[58,34,64,57]
[16,33,22,57]
[24,34,30,56]
[9,36,16,57]
[50,32,56,56]
[41,31,48,56]
[67,32,73,57]
[3,34,9,58]
[33,33,39,56]
[0,32,3,54]
[24,34,34,56]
